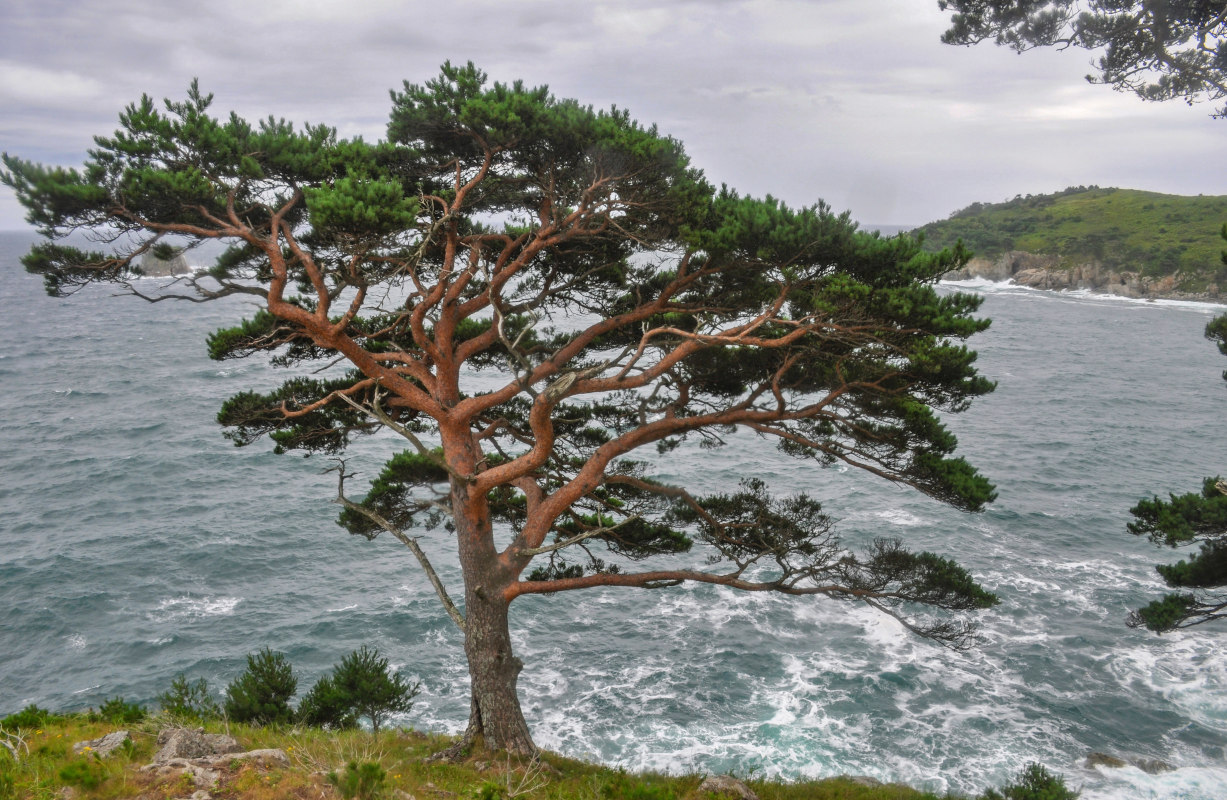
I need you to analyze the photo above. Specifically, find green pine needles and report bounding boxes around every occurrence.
[1129,476,1227,631]
[224,648,298,725]
[327,760,389,800]
[979,763,1079,800]
[157,647,418,732]
[157,674,222,722]
[300,647,420,734]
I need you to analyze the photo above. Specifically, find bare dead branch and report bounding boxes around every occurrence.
[331,461,465,633]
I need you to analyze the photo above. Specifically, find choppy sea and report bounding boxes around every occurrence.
[2,230,1226,798]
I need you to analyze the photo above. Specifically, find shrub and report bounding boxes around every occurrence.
[59,759,105,791]
[91,696,145,724]
[980,763,1079,800]
[157,674,222,721]
[301,646,419,734]
[473,780,504,800]
[297,674,358,730]
[0,704,52,731]
[327,760,387,800]
[224,648,297,725]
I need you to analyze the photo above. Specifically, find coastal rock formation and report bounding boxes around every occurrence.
[72,730,131,757]
[154,727,242,762]
[138,250,192,277]
[139,726,288,796]
[1086,751,1174,774]
[143,758,221,792]
[943,251,1221,302]
[698,774,760,800]
[944,251,1059,282]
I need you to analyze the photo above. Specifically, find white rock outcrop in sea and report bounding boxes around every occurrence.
[1086,751,1175,774]
[943,250,1222,302]
[138,250,192,277]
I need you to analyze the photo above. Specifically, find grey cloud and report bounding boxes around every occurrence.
[0,0,1222,230]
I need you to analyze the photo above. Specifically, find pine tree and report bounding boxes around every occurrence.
[223,648,296,725]
[940,0,1227,117]
[2,63,999,755]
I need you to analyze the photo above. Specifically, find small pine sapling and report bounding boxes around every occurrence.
[320,646,419,734]
[223,648,297,725]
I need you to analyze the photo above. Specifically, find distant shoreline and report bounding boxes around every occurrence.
[943,250,1225,306]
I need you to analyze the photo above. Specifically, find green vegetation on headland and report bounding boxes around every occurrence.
[0,704,1078,800]
[915,187,1227,293]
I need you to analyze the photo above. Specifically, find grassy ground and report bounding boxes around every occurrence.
[0,712,974,800]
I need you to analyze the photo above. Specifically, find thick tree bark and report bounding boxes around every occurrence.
[446,467,537,757]
[461,579,535,755]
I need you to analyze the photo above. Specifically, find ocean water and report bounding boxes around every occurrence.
[2,231,1226,798]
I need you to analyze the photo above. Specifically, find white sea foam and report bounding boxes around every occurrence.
[1107,639,1227,729]
[874,508,924,526]
[942,277,1225,313]
[1080,765,1227,800]
[1063,289,1226,314]
[941,277,1017,292]
[149,595,241,621]
[65,634,86,650]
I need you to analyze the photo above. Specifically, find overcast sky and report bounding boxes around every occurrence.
[1,0,1222,230]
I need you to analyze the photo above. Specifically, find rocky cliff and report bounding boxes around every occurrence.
[943,251,1223,303]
